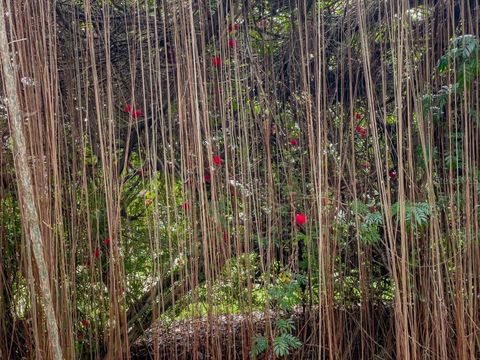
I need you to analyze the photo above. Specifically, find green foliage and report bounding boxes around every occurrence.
[220,253,260,309]
[424,35,479,119]
[162,253,262,320]
[276,318,295,334]
[365,211,383,226]
[273,333,302,357]
[250,335,268,357]
[438,35,479,87]
[267,272,302,311]
[443,132,464,171]
[272,334,290,357]
[248,269,304,358]
[351,199,432,243]
[250,321,302,358]
[351,200,383,245]
[391,201,431,230]
[350,200,370,215]
[359,222,382,245]
[361,210,383,245]
[333,268,361,303]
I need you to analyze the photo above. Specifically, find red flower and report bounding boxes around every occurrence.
[289,138,299,146]
[227,39,237,49]
[362,162,370,169]
[103,237,111,246]
[355,113,362,120]
[93,248,101,258]
[213,155,223,166]
[132,109,143,118]
[355,125,367,139]
[212,56,222,67]
[228,24,239,33]
[204,172,212,183]
[295,213,307,226]
[182,202,190,211]
[81,319,89,328]
[388,169,397,179]
[124,104,143,118]
[223,231,229,241]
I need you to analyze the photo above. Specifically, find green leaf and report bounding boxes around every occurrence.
[437,55,449,73]
[453,35,478,57]
[283,333,302,349]
[365,212,383,226]
[273,333,302,357]
[350,200,369,215]
[392,202,431,229]
[360,224,381,245]
[276,318,295,334]
[250,335,268,357]
[273,335,290,357]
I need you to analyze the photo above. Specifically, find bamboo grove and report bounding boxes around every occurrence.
[0,0,479,359]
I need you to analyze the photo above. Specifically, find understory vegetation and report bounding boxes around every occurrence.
[0,0,479,359]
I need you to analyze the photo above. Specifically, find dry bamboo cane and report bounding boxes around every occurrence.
[0,1,63,359]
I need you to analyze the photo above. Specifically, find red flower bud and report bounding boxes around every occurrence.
[228,24,239,33]
[93,248,100,258]
[295,213,307,226]
[289,138,299,146]
[355,125,367,138]
[227,39,237,49]
[213,155,223,166]
[212,56,222,67]
[204,172,212,183]
[124,104,143,118]
[388,169,397,179]
[132,109,143,118]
